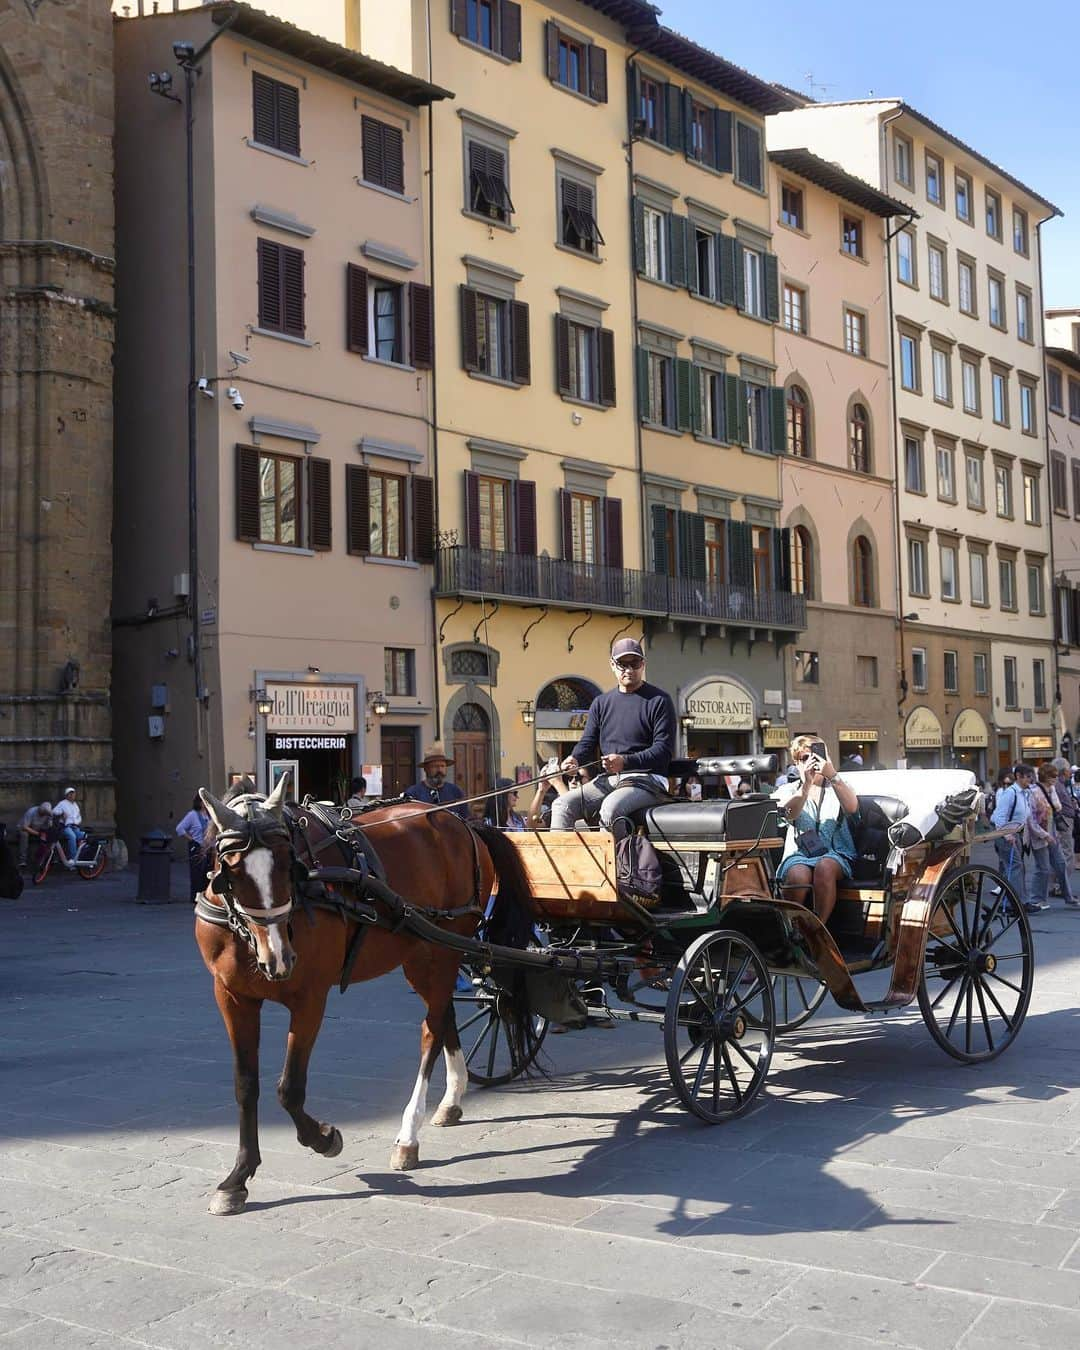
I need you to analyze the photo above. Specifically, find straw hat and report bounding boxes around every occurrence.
[420,743,452,767]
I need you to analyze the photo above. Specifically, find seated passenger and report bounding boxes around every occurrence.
[773,734,859,926]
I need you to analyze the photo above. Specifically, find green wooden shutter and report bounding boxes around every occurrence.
[733,241,746,312]
[651,503,670,574]
[774,527,792,593]
[588,43,608,103]
[669,213,688,288]
[768,386,787,454]
[632,197,646,273]
[675,358,694,432]
[636,345,650,420]
[598,327,616,407]
[460,285,480,371]
[724,374,748,446]
[764,253,780,323]
[544,19,560,80]
[718,235,736,306]
[676,510,693,578]
[665,83,683,151]
[713,109,733,173]
[626,63,640,137]
[688,512,707,580]
[728,520,754,587]
[555,316,571,396]
[685,222,699,295]
[689,364,702,434]
[510,299,531,385]
[307,457,332,552]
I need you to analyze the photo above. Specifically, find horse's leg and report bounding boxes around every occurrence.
[432,1001,467,1128]
[391,1015,440,1171]
[277,992,343,1160]
[391,947,460,1167]
[210,981,262,1217]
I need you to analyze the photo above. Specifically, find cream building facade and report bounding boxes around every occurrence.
[112,4,447,843]
[1046,310,1080,754]
[770,101,1060,778]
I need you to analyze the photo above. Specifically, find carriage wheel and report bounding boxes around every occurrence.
[917,864,1033,1064]
[453,966,549,1087]
[771,974,828,1033]
[664,929,774,1123]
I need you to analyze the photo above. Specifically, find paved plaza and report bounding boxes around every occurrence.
[3,856,1080,1348]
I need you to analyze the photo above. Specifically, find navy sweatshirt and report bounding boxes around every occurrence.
[570,682,676,775]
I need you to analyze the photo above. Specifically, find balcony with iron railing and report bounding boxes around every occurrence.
[435,547,806,631]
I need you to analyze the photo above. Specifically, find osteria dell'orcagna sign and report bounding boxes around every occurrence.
[265,683,357,733]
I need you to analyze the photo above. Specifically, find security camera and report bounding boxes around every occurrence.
[227,350,251,367]
[226,386,244,410]
[196,377,214,398]
[172,40,195,63]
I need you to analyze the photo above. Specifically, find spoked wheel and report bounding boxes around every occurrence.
[79,845,107,880]
[917,864,1033,1063]
[771,974,828,1033]
[453,966,549,1087]
[664,929,774,1123]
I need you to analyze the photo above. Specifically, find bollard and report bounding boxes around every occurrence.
[136,830,173,903]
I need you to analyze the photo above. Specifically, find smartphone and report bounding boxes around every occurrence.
[809,741,828,762]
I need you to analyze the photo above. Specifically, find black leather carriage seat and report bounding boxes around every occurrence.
[644,799,732,841]
[848,794,908,884]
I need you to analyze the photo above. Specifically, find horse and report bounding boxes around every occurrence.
[194,771,535,1216]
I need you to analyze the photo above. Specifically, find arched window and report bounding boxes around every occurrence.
[536,677,600,713]
[849,403,871,473]
[452,702,490,732]
[787,385,811,458]
[852,535,875,607]
[790,525,814,599]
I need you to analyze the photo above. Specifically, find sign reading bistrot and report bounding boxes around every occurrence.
[265,683,357,733]
[684,680,755,731]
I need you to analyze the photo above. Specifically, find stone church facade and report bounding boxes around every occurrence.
[0,0,115,827]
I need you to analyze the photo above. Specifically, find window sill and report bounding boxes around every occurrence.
[639,271,679,291]
[685,157,729,182]
[733,178,767,197]
[1049,405,1064,416]
[252,542,315,557]
[560,393,609,412]
[550,79,600,108]
[929,294,949,306]
[467,370,521,390]
[963,407,982,418]
[959,308,979,320]
[693,433,729,448]
[776,219,809,238]
[457,35,513,64]
[555,241,603,264]
[905,487,928,497]
[356,177,414,204]
[641,420,684,438]
[462,208,517,233]
[245,138,311,167]
[363,355,416,374]
[967,502,987,513]
[364,555,420,569]
[638,136,676,156]
[1018,334,1035,346]
[898,278,919,292]
[840,250,869,267]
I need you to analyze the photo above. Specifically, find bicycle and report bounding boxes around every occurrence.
[32,826,107,885]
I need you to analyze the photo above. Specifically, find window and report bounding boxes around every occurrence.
[974,652,988,696]
[852,535,874,606]
[694,227,718,300]
[900,332,920,392]
[781,184,804,229]
[747,381,772,451]
[932,345,952,403]
[385,648,415,697]
[752,525,773,592]
[556,31,585,94]
[925,152,943,205]
[735,120,763,191]
[940,541,959,601]
[894,132,913,187]
[556,316,614,407]
[897,229,916,285]
[908,536,929,595]
[1017,287,1032,342]
[644,349,674,427]
[698,367,724,440]
[995,461,1013,518]
[638,74,663,143]
[970,548,989,605]
[1048,366,1063,412]
[468,141,513,222]
[850,404,871,473]
[783,282,806,333]
[791,525,813,598]
[841,215,863,258]
[361,115,404,194]
[992,367,1008,425]
[476,474,509,550]
[1052,453,1068,512]
[1024,471,1040,525]
[1003,655,1018,709]
[688,100,715,164]
[904,435,925,492]
[966,453,984,508]
[569,492,600,563]
[368,471,405,558]
[368,277,404,363]
[928,241,947,301]
[461,286,530,385]
[257,238,305,338]
[958,257,976,315]
[257,451,300,546]
[704,517,725,581]
[988,272,1005,329]
[742,246,764,318]
[1073,462,1080,518]
[1028,561,1045,615]
[473,292,508,378]
[252,71,300,157]
[794,650,819,685]
[453,0,521,60]
[911,646,928,691]
[787,385,811,457]
[643,205,668,281]
[943,649,959,694]
[1020,380,1037,435]
[1071,379,1080,422]
[1013,206,1029,256]
[999,556,1017,611]
[1033,658,1047,710]
[560,178,603,255]
[955,171,972,222]
[961,357,980,414]
[856,655,878,690]
[466,0,494,48]
[562,321,596,403]
[844,308,866,356]
[986,189,1002,240]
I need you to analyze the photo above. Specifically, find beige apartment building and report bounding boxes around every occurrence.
[112,4,447,842]
[1047,310,1080,753]
[767,148,907,767]
[771,101,1060,778]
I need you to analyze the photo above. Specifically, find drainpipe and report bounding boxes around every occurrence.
[425,0,442,745]
[625,51,647,603]
[1035,208,1064,750]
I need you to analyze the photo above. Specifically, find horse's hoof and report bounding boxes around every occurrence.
[390,1142,420,1171]
[320,1126,343,1158]
[431,1104,463,1127]
[208,1187,248,1216]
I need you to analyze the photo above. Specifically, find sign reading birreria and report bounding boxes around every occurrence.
[265,683,357,733]
[684,680,755,730]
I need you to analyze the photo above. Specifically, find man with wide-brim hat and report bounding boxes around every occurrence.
[405,743,468,818]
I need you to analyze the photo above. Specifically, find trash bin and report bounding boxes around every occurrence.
[136,830,173,903]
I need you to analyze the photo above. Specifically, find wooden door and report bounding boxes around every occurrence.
[454,734,491,801]
[380,728,416,796]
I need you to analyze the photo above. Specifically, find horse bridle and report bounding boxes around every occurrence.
[209,818,297,943]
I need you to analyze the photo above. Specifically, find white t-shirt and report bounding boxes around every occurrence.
[54,799,82,827]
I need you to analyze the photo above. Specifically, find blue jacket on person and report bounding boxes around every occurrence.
[404,779,468,819]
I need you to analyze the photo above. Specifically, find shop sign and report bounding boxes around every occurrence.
[265,683,356,733]
[684,679,755,730]
[838,728,879,742]
[787,698,803,713]
[904,705,943,750]
[1020,734,1054,752]
[270,735,348,752]
[762,726,790,748]
[952,708,989,749]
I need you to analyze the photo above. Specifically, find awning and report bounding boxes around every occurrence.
[904,705,943,750]
[952,708,989,749]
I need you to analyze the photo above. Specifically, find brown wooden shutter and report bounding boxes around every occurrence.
[588,44,608,103]
[276,81,300,157]
[510,300,530,385]
[281,244,305,337]
[514,480,537,555]
[545,19,560,80]
[252,72,276,146]
[346,464,371,556]
[559,488,573,559]
[449,0,468,34]
[460,285,480,371]
[598,327,616,407]
[383,123,404,194]
[409,283,433,368]
[464,470,481,548]
[361,115,384,185]
[307,457,331,551]
[257,238,282,331]
[500,0,521,61]
[603,497,623,569]
[346,263,368,354]
[411,474,435,563]
[236,446,261,542]
[555,316,571,395]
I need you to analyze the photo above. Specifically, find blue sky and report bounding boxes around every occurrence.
[660,0,1079,308]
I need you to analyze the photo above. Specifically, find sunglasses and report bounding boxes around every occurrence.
[614,657,644,670]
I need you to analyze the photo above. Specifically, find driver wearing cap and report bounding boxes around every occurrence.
[550,638,676,838]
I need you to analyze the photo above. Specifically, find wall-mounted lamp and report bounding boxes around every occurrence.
[307,665,321,675]
[757,716,772,733]
[254,690,273,717]
[371,691,389,717]
[679,714,695,735]
[519,700,536,727]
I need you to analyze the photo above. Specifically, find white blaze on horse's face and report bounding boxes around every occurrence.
[236,844,297,981]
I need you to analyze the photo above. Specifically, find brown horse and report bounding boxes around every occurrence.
[194,773,534,1216]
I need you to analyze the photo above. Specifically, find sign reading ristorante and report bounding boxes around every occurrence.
[684,680,755,730]
[265,683,357,733]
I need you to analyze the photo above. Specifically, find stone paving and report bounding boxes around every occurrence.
[2,855,1080,1348]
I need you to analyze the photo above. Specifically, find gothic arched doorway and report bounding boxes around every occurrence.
[452,701,492,801]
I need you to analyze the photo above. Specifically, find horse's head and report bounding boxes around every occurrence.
[200,773,297,981]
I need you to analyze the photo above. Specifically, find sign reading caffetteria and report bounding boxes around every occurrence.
[904,705,943,750]
[265,683,357,733]
[270,736,348,752]
[683,680,755,730]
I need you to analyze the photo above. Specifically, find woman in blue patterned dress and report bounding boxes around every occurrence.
[773,733,860,926]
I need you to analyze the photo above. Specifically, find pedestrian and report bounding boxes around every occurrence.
[53,787,85,868]
[16,800,53,870]
[405,745,467,819]
[989,763,1033,911]
[1031,764,1080,908]
[1050,757,1077,884]
[345,776,368,812]
[175,793,211,903]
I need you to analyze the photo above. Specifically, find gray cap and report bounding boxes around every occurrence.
[611,637,644,661]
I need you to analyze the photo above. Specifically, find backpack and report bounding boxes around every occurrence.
[615,828,663,906]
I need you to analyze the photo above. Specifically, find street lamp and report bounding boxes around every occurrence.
[371,692,390,717]
[519,700,536,727]
[254,690,273,717]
